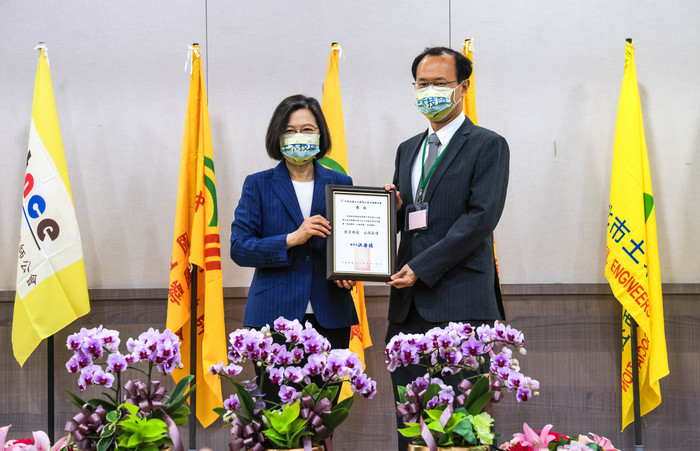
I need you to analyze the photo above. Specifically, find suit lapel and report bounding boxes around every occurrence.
[269,162,304,227]
[423,118,473,204]
[310,161,329,216]
[403,132,427,205]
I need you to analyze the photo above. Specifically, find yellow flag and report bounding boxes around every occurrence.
[605,40,669,431]
[166,45,227,427]
[318,43,373,401]
[461,39,478,125]
[13,45,90,366]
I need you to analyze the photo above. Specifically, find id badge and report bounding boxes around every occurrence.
[405,202,429,231]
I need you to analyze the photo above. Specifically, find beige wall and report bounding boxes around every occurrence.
[1,1,699,289]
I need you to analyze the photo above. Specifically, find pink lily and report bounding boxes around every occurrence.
[50,435,70,451]
[512,423,556,450]
[0,425,9,446]
[579,433,620,451]
[1,425,69,451]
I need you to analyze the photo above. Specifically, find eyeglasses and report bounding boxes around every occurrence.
[412,80,458,89]
[284,126,319,134]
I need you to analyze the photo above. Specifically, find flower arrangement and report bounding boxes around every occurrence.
[1,425,68,451]
[385,321,540,451]
[60,326,194,451]
[210,317,377,451]
[499,424,619,451]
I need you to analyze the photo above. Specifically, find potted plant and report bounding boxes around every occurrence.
[59,326,194,451]
[385,321,540,451]
[499,423,620,451]
[210,317,377,451]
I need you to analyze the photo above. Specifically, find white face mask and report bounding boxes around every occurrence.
[280,133,321,165]
[414,82,463,121]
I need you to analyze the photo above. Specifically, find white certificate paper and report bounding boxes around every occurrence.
[332,191,391,276]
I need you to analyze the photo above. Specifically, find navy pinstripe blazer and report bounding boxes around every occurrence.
[389,116,509,324]
[230,160,359,329]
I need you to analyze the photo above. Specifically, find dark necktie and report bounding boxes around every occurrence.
[416,133,440,201]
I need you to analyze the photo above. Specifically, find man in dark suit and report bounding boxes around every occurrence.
[384,47,509,450]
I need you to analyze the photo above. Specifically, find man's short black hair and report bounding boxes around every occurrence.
[265,94,331,161]
[411,46,473,83]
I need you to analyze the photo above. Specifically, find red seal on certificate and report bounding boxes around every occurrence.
[354,246,371,271]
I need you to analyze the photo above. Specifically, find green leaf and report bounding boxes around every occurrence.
[398,424,420,437]
[101,422,117,438]
[233,381,257,417]
[123,402,139,416]
[63,389,87,409]
[317,408,349,438]
[96,436,113,451]
[140,420,167,440]
[170,404,191,426]
[443,412,466,432]
[213,407,227,416]
[466,391,494,416]
[464,376,489,408]
[286,419,310,447]
[437,433,454,447]
[263,402,300,434]
[426,420,445,434]
[106,410,120,423]
[422,383,441,409]
[424,408,445,422]
[126,432,141,448]
[453,416,475,444]
[320,385,339,402]
[167,375,194,406]
[262,429,287,448]
[397,385,407,404]
[301,382,319,395]
[333,393,354,412]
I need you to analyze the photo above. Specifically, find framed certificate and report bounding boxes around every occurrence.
[326,185,397,282]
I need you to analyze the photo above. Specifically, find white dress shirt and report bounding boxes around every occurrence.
[411,114,466,201]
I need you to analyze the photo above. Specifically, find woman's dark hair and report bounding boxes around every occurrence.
[411,46,473,83]
[265,95,331,161]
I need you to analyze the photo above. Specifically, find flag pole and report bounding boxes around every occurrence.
[189,264,198,451]
[630,316,643,451]
[625,35,643,451]
[47,335,55,442]
[187,42,199,451]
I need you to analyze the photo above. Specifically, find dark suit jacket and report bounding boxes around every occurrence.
[389,116,509,324]
[230,160,359,329]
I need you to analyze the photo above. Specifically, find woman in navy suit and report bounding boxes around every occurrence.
[230,95,358,359]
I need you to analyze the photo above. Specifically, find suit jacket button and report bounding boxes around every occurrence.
[305,256,311,262]
[413,232,420,239]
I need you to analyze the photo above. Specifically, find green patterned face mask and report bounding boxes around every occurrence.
[280,133,321,165]
[415,82,463,121]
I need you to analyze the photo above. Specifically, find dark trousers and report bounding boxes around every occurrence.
[385,302,492,451]
[255,314,351,407]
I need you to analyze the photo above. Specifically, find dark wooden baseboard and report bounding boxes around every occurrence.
[1,284,698,450]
